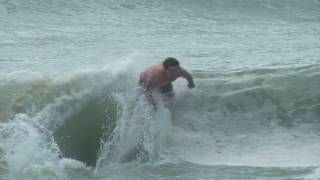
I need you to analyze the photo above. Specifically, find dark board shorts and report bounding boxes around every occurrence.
[159,83,173,94]
[139,80,173,94]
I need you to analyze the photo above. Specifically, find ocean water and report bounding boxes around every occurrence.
[1,0,320,179]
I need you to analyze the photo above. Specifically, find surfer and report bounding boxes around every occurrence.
[139,57,195,106]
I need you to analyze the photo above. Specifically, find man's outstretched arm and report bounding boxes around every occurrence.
[179,68,195,88]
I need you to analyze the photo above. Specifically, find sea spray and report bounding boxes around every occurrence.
[95,90,172,172]
[0,114,67,180]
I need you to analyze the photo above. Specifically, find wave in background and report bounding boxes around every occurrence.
[1,0,320,21]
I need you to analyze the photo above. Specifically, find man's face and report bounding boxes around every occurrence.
[166,66,179,73]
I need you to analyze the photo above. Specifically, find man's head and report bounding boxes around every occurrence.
[163,57,180,69]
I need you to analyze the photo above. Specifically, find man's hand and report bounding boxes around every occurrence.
[188,83,195,89]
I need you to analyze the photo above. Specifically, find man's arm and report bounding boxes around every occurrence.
[179,68,195,88]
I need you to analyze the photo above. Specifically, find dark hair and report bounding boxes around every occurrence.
[163,57,180,69]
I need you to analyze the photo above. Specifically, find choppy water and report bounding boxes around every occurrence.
[1,0,320,180]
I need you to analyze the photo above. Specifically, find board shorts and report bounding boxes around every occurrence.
[159,83,173,94]
[139,80,173,94]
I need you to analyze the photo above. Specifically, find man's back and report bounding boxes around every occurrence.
[140,64,167,90]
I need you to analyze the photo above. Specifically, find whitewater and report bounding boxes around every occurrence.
[1,0,320,179]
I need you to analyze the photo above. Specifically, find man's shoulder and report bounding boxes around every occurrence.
[151,64,163,69]
[141,64,163,78]
[147,64,164,73]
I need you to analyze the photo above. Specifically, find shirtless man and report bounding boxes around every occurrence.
[139,57,195,106]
